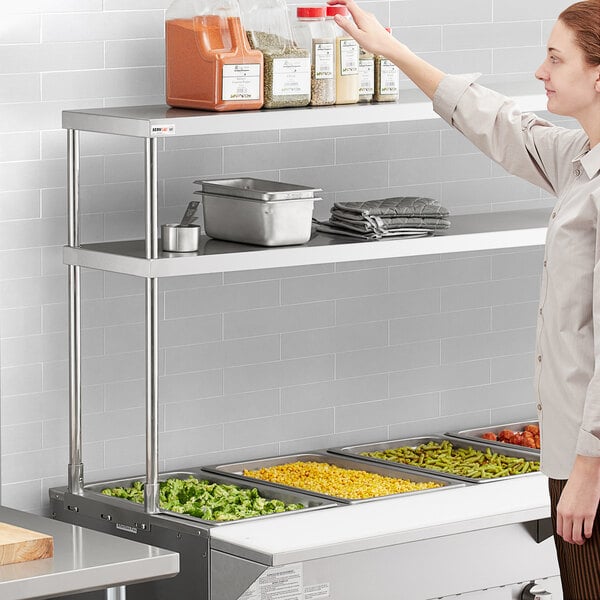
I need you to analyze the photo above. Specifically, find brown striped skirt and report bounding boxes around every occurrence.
[549,478,600,599]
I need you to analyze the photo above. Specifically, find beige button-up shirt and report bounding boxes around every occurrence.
[433,74,600,479]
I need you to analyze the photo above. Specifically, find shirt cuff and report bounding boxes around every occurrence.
[432,73,482,125]
[575,428,600,457]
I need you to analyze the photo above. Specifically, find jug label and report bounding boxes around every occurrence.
[340,39,358,75]
[314,43,334,79]
[379,59,400,94]
[222,64,261,101]
[272,57,310,96]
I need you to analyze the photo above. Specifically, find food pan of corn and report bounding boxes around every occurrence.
[85,470,336,526]
[328,436,541,484]
[202,452,463,503]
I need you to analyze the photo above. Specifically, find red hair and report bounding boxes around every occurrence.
[559,0,600,66]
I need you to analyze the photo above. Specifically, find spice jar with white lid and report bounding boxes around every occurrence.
[374,27,400,102]
[325,5,359,104]
[294,6,336,106]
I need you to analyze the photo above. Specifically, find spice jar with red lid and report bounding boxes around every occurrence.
[294,6,336,105]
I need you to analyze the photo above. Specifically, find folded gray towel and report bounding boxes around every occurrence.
[333,197,450,218]
[314,220,432,240]
[330,214,451,231]
[316,196,450,240]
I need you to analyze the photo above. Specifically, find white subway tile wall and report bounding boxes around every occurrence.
[0,0,572,514]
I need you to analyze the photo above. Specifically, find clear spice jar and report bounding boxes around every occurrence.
[240,0,311,108]
[358,46,374,102]
[325,5,359,105]
[374,27,400,102]
[294,6,335,106]
[165,0,264,111]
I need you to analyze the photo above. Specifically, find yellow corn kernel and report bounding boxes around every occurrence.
[243,461,441,499]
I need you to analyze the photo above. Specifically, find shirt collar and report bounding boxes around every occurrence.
[573,142,600,179]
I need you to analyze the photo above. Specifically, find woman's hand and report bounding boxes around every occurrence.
[326,0,446,100]
[557,455,600,544]
[326,0,398,57]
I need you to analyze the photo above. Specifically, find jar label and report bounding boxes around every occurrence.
[272,57,311,96]
[340,38,358,75]
[379,59,399,94]
[314,42,334,79]
[222,64,261,101]
[359,58,374,94]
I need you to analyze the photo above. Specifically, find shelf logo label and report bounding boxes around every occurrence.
[116,523,138,534]
[151,124,175,136]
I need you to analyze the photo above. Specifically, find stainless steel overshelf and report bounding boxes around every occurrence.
[63,208,549,277]
[61,88,546,138]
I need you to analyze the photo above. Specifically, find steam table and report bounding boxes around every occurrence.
[56,85,557,599]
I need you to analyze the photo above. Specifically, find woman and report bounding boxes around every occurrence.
[329,0,600,596]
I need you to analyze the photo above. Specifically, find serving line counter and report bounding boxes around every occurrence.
[209,474,560,600]
[51,474,560,600]
[0,505,178,600]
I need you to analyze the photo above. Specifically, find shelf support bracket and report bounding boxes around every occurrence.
[67,128,84,495]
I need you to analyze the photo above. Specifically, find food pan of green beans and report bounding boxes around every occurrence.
[327,436,541,483]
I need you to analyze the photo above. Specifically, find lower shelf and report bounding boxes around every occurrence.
[63,208,550,277]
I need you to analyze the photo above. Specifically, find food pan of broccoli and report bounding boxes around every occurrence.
[89,471,335,525]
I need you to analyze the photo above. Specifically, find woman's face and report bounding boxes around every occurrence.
[535,19,600,119]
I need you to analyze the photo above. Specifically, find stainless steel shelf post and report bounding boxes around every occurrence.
[144,137,160,514]
[67,128,83,495]
[66,131,161,515]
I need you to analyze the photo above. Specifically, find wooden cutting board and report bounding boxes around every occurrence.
[0,522,54,566]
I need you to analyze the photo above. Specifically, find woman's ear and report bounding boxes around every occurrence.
[596,67,600,93]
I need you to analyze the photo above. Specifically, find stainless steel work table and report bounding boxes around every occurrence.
[0,506,179,600]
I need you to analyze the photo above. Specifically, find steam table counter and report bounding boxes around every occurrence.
[51,474,559,600]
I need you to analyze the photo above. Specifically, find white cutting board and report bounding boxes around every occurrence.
[0,522,54,566]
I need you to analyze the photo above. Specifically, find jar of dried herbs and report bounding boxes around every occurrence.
[325,5,359,105]
[358,46,374,102]
[241,0,310,108]
[294,6,335,106]
[374,27,399,102]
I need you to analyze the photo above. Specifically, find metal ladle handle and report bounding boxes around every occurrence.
[179,200,200,227]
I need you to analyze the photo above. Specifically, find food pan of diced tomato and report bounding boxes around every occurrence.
[445,422,540,453]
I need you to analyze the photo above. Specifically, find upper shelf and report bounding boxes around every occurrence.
[62,83,547,138]
[64,208,549,277]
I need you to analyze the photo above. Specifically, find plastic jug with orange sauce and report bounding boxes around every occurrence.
[166,0,264,111]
